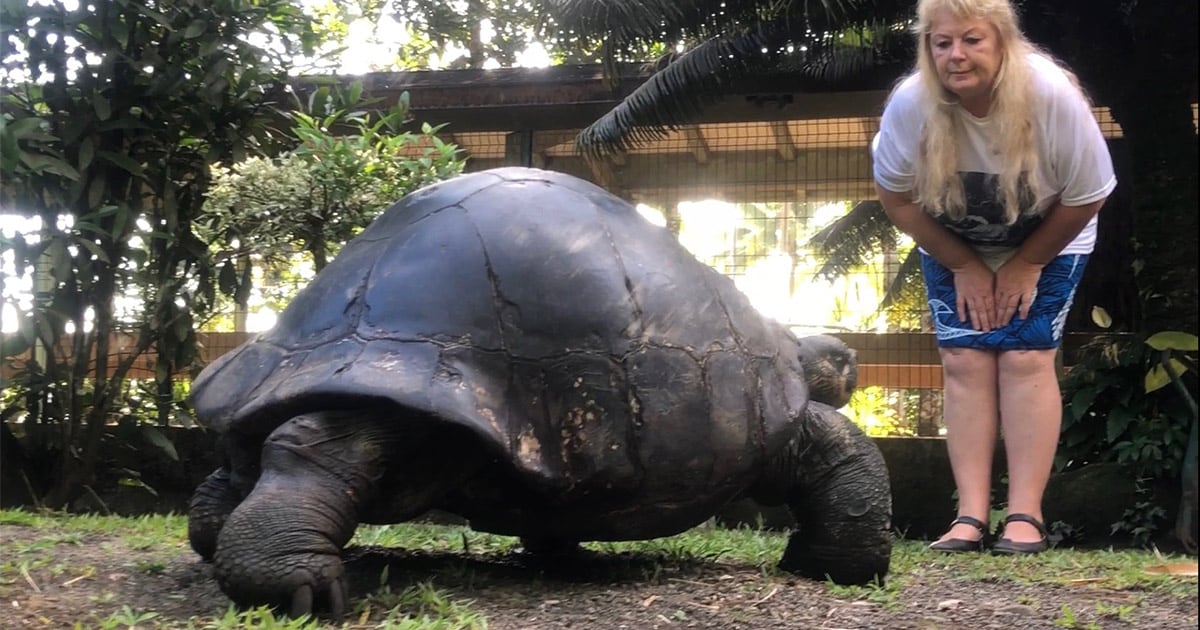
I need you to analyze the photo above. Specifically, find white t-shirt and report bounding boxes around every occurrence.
[871,53,1117,257]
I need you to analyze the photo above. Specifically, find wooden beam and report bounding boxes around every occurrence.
[771,120,797,161]
[531,130,578,168]
[585,155,621,196]
[683,125,710,164]
[460,148,877,204]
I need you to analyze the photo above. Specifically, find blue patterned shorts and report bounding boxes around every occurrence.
[920,252,1089,350]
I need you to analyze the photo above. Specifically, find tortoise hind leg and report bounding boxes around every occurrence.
[753,402,892,585]
[213,411,393,619]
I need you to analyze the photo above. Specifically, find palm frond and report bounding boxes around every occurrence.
[799,20,915,84]
[555,4,916,156]
[880,249,923,310]
[546,0,857,43]
[806,200,897,280]
[575,22,794,157]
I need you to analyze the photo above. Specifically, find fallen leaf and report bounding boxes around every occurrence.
[642,595,659,607]
[936,599,962,611]
[1144,562,1199,576]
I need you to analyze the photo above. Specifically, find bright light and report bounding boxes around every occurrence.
[516,42,552,68]
[246,308,278,332]
[635,204,666,227]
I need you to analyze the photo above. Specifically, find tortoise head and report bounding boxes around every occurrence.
[796,334,858,409]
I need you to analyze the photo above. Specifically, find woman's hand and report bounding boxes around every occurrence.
[951,260,997,331]
[994,258,1044,326]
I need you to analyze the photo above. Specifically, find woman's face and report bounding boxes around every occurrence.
[928,10,1003,114]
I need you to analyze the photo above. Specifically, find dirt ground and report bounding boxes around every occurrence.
[1,523,1197,630]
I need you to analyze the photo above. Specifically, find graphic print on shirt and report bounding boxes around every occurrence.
[936,172,1042,248]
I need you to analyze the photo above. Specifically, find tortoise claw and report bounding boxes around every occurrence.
[328,576,347,620]
[289,584,313,619]
[285,575,347,620]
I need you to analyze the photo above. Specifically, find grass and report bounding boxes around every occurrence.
[0,508,1195,629]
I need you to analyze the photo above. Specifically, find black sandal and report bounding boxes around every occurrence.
[992,513,1049,555]
[928,515,988,552]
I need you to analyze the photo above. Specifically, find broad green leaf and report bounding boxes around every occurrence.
[4,116,46,139]
[78,137,95,170]
[184,19,207,39]
[97,150,145,178]
[74,237,110,263]
[88,177,107,208]
[1146,331,1198,352]
[93,94,112,120]
[1105,408,1133,442]
[0,330,33,359]
[1145,358,1189,393]
[1069,388,1098,420]
[19,152,80,180]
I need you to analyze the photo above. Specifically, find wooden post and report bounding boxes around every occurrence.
[504,130,533,167]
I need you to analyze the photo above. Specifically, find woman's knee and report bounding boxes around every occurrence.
[940,347,994,371]
[939,347,997,385]
[997,348,1058,379]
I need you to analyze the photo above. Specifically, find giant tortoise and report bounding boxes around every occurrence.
[187,167,892,617]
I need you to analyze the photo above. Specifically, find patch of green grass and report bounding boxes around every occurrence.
[135,559,168,575]
[94,605,161,629]
[0,508,187,539]
[0,509,41,527]
[357,572,488,630]
[588,523,786,568]
[353,522,517,556]
[189,605,327,629]
[825,575,901,610]
[1053,603,1103,629]
[892,539,1196,597]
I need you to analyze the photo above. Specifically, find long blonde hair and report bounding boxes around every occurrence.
[908,0,1054,223]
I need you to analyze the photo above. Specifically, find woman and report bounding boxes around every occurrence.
[872,0,1116,553]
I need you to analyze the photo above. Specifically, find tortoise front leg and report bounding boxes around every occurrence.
[189,434,262,561]
[753,401,892,585]
[187,468,242,562]
[213,411,389,619]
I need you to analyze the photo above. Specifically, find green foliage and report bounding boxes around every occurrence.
[95,606,160,629]
[1059,323,1197,545]
[1111,486,1168,549]
[198,82,465,316]
[392,1,542,68]
[1059,333,1194,480]
[0,0,321,507]
[359,580,487,629]
[843,386,916,437]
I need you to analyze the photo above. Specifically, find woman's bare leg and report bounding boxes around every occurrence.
[937,347,1000,542]
[997,348,1061,543]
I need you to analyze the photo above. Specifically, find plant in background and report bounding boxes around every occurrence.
[197,82,465,327]
[1058,307,1197,549]
[842,386,917,437]
[0,0,320,508]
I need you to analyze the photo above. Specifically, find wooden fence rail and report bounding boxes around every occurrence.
[1,331,1103,390]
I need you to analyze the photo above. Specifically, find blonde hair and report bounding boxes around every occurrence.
[906,0,1073,223]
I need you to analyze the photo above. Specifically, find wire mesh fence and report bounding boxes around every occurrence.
[436,107,1128,437]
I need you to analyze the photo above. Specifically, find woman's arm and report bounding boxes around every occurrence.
[876,184,998,331]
